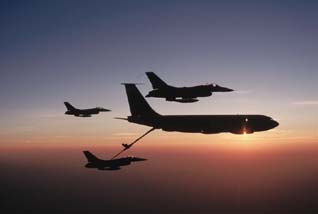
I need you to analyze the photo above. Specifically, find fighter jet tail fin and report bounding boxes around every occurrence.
[146,72,168,89]
[122,83,160,117]
[83,151,100,162]
[64,102,76,111]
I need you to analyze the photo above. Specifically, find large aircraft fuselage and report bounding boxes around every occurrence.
[128,114,279,134]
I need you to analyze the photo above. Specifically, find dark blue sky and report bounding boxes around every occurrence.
[0,0,317,144]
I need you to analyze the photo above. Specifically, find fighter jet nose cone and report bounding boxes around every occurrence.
[98,107,111,112]
[212,86,234,92]
[132,157,147,162]
[223,87,234,92]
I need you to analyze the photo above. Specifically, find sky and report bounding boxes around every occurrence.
[0,0,317,213]
[0,0,317,145]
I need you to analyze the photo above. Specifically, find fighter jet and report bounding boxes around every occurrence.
[122,84,279,135]
[145,72,234,103]
[83,151,147,170]
[64,102,110,117]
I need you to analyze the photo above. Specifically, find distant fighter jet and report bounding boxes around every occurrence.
[83,151,147,170]
[64,102,110,117]
[121,84,279,135]
[145,72,234,103]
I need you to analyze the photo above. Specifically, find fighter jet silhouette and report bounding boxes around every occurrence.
[145,72,234,103]
[64,102,110,117]
[122,84,278,135]
[83,151,146,170]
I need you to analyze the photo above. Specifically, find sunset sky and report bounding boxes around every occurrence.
[1,1,317,213]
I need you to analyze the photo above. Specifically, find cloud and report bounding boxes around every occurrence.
[292,100,318,105]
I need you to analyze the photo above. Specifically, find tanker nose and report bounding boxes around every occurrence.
[268,119,279,129]
[271,120,279,128]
